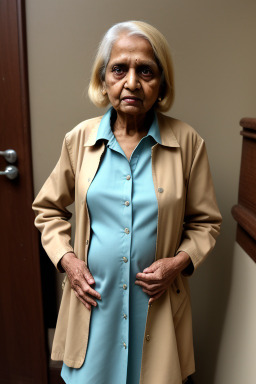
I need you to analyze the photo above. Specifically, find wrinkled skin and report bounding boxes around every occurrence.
[60,252,101,311]
[135,252,190,304]
[61,251,190,309]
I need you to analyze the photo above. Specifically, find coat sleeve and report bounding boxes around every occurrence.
[32,134,75,272]
[176,139,222,272]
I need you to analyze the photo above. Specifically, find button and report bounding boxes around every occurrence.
[123,284,127,290]
[126,175,131,180]
[123,313,127,319]
[86,239,89,245]
[176,289,180,294]
[123,342,127,349]
[125,201,130,206]
[149,303,153,308]
[146,335,150,341]
[122,256,128,263]
[124,228,130,234]
[158,187,164,193]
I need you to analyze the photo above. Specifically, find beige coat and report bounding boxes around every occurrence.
[32,112,222,384]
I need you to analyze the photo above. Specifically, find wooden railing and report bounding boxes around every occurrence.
[231,118,256,262]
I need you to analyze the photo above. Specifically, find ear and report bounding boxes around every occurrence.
[101,81,107,96]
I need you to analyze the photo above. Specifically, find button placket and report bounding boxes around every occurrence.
[121,166,132,357]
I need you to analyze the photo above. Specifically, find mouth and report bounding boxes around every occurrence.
[121,96,142,104]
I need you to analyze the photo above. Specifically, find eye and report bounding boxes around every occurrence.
[139,66,153,77]
[112,65,126,76]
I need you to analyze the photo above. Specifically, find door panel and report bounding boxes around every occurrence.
[0,1,48,382]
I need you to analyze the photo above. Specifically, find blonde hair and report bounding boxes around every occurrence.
[88,21,175,112]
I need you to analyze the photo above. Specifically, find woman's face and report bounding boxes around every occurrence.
[103,34,162,118]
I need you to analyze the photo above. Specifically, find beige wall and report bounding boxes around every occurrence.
[26,0,256,383]
[214,243,256,383]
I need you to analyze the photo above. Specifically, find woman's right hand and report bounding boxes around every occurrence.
[60,252,101,310]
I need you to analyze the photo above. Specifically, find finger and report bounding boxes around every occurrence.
[74,285,98,307]
[142,265,157,273]
[142,287,162,296]
[72,274,101,301]
[135,280,160,290]
[136,273,159,283]
[84,294,98,307]
[80,282,101,301]
[74,290,91,310]
[83,267,95,285]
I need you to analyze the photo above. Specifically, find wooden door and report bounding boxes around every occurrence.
[0,1,48,383]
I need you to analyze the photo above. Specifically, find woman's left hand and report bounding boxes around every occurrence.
[135,251,191,304]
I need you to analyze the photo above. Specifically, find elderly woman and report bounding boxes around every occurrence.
[32,21,221,384]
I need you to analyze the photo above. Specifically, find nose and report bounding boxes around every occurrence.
[124,69,140,90]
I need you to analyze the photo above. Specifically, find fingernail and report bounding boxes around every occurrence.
[89,279,94,284]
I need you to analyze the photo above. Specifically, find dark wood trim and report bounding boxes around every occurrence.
[232,204,256,242]
[235,225,256,263]
[240,117,256,130]
[232,117,256,262]
[240,118,256,140]
[240,130,256,140]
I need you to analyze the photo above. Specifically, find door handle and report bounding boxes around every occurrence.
[0,149,17,163]
[0,165,19,180]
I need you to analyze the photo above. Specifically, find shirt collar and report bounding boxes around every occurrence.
[95,108,114,143]
[84,108,180,148]
[95,107,162,146]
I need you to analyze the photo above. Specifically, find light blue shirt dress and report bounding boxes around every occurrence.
[61,108,161,384]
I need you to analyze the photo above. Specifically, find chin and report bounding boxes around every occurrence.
[118,105,148,116]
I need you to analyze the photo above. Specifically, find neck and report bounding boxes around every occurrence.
[111,109,154,136]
